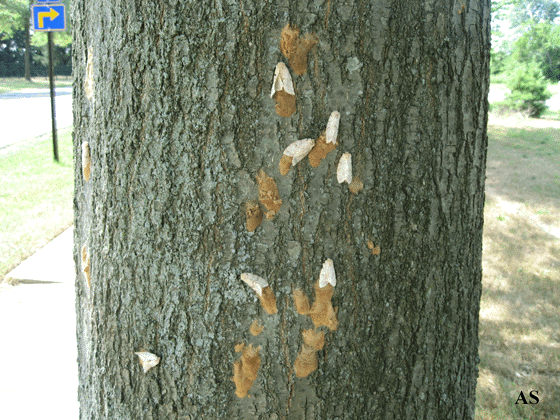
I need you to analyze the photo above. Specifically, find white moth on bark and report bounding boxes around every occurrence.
[325,111,340,144]
[270,62,295,98]
[319,258,336,288]
[337,152,352,184]
[134,351,160,373]
[240,273,269,297]
[283,138,315,165]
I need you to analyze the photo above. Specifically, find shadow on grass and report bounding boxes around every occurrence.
[476,194,560,420]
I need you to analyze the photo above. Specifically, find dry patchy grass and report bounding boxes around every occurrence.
[476,114,560,420]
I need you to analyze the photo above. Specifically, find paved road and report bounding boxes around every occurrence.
[0,87,73,149]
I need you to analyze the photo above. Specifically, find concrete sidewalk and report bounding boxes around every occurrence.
[1,227,79,419]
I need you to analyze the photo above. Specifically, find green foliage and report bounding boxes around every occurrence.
[0,0,29,38]
[504,60,552,117]
[31,37,73,76]
[0,0,73,77]
[490,49,510,76]
[510,0,560,26]
[0,30,72,77]
[31,31,73,49]
[512,22,560,81]
[491,0,559,117]
[0,0,73,42]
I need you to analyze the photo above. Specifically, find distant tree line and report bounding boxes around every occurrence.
[492,0,560,117]
[0,0,72,78]
[0,29,72,77]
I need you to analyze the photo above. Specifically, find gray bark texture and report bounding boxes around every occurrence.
[72,0,490,418]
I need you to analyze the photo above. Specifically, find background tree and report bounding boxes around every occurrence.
[0,0,32,79]
[491,0,559,116]
[504,59,552,117]
[509,0,560,27]
[0,0,73,79]
[510,1,560,82]
[73,0,490,418]
[0,0,28,37]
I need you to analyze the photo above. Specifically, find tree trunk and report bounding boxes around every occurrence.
[24,17,31,81]
[72,1,490,419]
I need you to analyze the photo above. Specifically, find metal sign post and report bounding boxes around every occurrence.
[31,2,66,162]
[47,32,58,161]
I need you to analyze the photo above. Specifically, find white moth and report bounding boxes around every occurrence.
[135,351,160,373]
[325,111,340,144]
[240,273,268,297]
[337,152,352,184]
[270,62,295,98]
[283,138,315,165]
[319,258,336,288]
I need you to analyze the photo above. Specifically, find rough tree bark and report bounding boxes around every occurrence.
[72,0,490,419]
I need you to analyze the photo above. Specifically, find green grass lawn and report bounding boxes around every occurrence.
[0,76,72,94]
[0,128,74,280]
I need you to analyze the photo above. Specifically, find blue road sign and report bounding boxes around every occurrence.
[32,5,66,31]
[36,0,62,3]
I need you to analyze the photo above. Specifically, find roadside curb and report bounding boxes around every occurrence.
[6,227,75,284]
